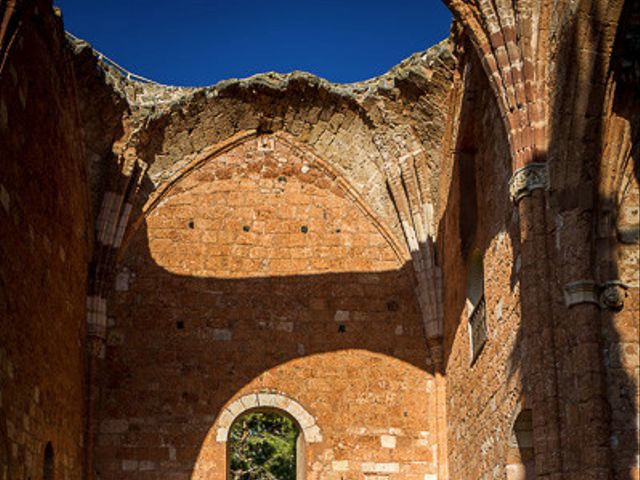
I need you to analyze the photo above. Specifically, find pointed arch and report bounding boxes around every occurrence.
[121,130,408,263]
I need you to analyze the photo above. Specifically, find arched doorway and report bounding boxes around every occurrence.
[214,392,322,480]
[43,442,54,480]
[506,409,536,480]
[228,409,300,480]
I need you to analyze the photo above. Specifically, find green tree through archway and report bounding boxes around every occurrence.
[229,411,298,480]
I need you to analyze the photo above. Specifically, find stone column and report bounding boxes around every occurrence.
[428,338,449,480]
[510,164,564,478]
[510,162,613,479]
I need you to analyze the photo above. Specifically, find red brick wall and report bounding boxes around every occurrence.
[439,59,524,479]
[603,114,640,480]
[0,2,90,479]
[96,136,438,479]
[440,43,640,479]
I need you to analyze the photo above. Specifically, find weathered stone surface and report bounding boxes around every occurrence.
[1,1,638,480]
[0,2,90,479]
[99,136,437,480]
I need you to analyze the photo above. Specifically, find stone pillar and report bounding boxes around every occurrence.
[83,187,134,480]
[510,163,613,479]
[512,175,564,478]
[553,205,612,479]
[428,338,449,480]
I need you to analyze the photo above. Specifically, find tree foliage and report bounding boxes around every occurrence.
[229,411,298,480]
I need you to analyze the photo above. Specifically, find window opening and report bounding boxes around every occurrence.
[467,249,487,363]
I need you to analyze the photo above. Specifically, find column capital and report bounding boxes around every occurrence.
[563,279,629,310]
[563,280,599,307]
[509,163,548,203]
[599,280,629,311]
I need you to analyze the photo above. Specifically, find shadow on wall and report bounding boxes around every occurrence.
[503,2,639,478]
[93,137,437,478]
[546,3,638,478]
[434,38,526,479]
[437,41,522,367]
[0,411,8,480]
[599,2,640,477]
[434,10,638,477]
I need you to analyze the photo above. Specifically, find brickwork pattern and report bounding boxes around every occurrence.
[0,2,90,479]
[438,57,526,479]
[95,137,438,479]
[1,2,638,480]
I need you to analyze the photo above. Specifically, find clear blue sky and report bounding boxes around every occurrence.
[55,0,452,87]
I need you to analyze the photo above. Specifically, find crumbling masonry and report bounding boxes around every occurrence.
[0,0,638,479]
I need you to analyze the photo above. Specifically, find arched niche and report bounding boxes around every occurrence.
[43,442,54,480]
[506,409,536,480]
[123,131,406,264]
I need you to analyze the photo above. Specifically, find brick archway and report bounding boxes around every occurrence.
[214,391,322,445]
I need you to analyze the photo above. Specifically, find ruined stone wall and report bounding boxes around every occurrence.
[605,159,640,480]
[603,161,640,480]
[0,1,90,479]
[597,10,640,475]
[1,2,636,479]
[436,1,639,476]
[95,136,439,480]
[437,54,524,479]
[122,42,453,244]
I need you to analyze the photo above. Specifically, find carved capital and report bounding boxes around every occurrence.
[509,163,548,203]
[563,280,629,310]
[564,281,599,307]
[599,281,628,311]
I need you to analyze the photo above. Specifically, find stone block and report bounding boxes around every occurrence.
[304,424,323,443]
[239,393,259,410]
[361,462,400,473]
[216,409,234,429]
[139,461,156,471]
[115,270,130,291]
[225,399,244,417]
[380,434,396,448]
[212,328,232,341]
[288,402,315,428]
[257,392,279,407]
[215,427,228,443]
[332,460,349,471]
[122,460,138,471]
